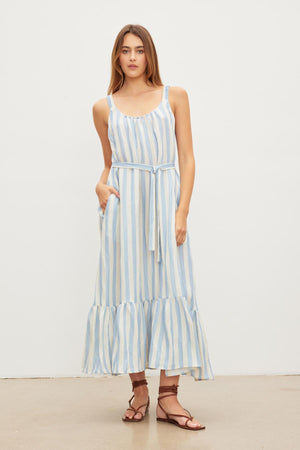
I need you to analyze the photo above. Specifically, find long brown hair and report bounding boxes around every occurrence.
[107,24,163,95]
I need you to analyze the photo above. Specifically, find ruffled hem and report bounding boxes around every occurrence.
[81,295,214,381]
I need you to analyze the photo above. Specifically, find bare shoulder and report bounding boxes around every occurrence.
[169,85,189,98]
[168,86,190,116]
[92,96,110,125]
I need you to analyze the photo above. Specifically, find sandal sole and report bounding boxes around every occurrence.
[156,417,205,430]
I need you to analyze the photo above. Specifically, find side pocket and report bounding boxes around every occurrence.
[97,192,113,231]
[97,204,105,233]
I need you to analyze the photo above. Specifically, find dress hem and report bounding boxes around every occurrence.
[80,365,215,381]
[81,295,214,382]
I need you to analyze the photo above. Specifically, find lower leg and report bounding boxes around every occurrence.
[159,369,179,387]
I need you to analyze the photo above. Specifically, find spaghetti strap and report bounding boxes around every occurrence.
[106,94,113,109]
[164,84,169,101]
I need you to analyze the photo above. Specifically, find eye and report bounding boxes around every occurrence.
[138,50,144,54]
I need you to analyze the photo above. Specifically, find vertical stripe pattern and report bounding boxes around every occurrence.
[81,85,214,381]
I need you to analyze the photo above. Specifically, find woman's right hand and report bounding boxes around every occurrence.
[95,182,120,214]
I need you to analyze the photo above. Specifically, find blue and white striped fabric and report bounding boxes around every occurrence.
[81,85,214,381]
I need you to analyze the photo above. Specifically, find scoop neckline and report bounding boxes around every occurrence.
[110,85,166,119]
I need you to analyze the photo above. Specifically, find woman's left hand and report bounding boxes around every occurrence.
[175,208,188,246]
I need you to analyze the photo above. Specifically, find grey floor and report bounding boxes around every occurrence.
[0,374,299,450]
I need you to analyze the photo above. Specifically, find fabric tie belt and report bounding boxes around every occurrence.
[111,161,176,263]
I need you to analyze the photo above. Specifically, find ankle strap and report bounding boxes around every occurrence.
[158,384,179,395]
[132,379,148,391]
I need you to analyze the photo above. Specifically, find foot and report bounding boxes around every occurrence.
[123,384,149,420]
[156,394,204,429]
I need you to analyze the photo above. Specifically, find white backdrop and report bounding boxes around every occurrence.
[0,0,299,378]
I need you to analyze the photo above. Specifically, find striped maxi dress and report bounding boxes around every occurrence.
[81,84,214,381]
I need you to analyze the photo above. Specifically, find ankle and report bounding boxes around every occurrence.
[158,393,179,406]
[134,385,148,395]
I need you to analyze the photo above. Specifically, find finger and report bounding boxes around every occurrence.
[110,187,120,198]
[176,232,186,246]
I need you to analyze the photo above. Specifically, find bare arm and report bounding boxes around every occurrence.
[92,98,120,210]
[172,86,195,216]
[170,86,195,245]
[92,98,112,186]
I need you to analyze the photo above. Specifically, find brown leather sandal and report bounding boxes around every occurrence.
[122,378,150,422]
[156,384,206,431]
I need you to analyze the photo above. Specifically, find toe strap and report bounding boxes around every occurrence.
[128,394,148,417]
[125,407,143,419]
[128,394,135,406]
[185,416,194,426]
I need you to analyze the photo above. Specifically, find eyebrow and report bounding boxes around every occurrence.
[121,45,144,49]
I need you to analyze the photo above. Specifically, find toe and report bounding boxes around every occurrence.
[190,422,200,428]
[192,420,204,428]
[187,418,202,428]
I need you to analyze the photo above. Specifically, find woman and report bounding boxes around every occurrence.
[82,24,214,431]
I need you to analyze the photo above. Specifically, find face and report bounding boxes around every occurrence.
[118,33,147,79]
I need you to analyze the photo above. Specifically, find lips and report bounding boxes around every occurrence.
[128,65,137,68]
